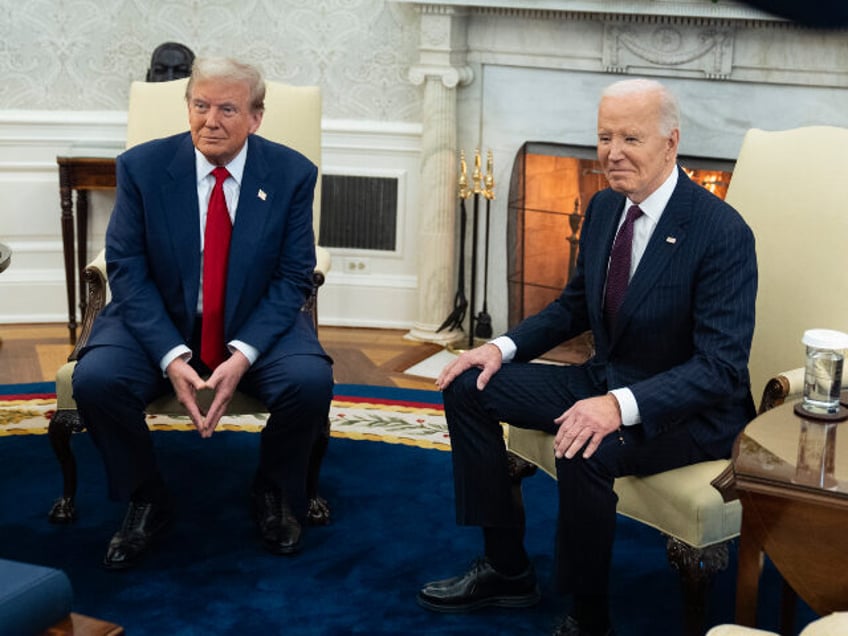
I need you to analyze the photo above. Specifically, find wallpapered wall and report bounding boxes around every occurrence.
[0,0,422,121]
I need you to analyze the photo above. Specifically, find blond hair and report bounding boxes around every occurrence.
[186,57,265,113]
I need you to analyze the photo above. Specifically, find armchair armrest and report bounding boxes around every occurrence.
[68,249,107,362]
[757,367,805,414]
[314,244,331,286]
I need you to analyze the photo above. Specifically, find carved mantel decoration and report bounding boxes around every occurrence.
[603,20,735,78]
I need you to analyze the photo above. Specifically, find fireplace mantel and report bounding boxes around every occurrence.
[397,0,780,22]
[396,0,848,341]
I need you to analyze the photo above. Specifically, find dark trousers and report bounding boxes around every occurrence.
[72,329,333,521]
[443,361,711,596]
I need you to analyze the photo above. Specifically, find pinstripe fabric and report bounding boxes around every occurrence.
[505,165,757,458]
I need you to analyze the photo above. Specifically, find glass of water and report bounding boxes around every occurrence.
[801,329,848,415]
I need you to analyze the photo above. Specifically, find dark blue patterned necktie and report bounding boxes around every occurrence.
[604,204,643,331]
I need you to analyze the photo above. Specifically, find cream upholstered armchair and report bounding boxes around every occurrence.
[707,612,848,636]
[49,77,332,525]
[505,126,848,636]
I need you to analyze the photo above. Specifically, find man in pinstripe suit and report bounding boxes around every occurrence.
[417,79,757,636]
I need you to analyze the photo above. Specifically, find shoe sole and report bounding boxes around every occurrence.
[416,589,541,613]
[263,539,302,556]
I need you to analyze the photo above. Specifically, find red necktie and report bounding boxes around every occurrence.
[604,204,643,331]
[201,166,232,370]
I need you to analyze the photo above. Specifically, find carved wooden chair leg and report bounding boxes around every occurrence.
[507,451,538,483]
[666,537,730,636]
[305,416,332,526]
[47,409,83,523]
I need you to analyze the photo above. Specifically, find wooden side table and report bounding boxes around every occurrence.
[732,399,848,632]
[56,154,118,344]
[42,612,124,635]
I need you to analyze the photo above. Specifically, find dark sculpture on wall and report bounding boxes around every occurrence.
[146,42,195,82]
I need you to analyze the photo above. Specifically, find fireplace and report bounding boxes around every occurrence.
[507,143,735,328]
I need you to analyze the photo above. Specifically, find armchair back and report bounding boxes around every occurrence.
[126,77,323,240]
[723,126,848,397]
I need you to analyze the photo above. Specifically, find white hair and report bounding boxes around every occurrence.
[601,78,680,136]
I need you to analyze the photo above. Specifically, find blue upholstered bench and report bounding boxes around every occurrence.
[0,558,72,634]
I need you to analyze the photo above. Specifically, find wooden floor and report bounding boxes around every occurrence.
[0,324,443,391]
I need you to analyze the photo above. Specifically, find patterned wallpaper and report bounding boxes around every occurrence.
[0,0,422,121]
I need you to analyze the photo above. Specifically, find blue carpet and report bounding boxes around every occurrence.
[0,384,816,635]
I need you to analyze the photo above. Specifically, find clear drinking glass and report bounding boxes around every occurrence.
[801,329,848,415]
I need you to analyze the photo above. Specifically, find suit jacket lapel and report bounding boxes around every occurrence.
[586,194,625,337]
[614,167,693,336]
[225,135,274,329]
[161,134,202,327]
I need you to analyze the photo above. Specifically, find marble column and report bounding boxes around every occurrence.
[406,5,473,344]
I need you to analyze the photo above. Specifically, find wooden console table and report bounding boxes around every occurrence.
[57,154,118,344]
[733,399,848,632]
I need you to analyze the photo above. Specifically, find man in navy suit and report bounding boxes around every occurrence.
[73,58,333,569]
[418,79,757,635]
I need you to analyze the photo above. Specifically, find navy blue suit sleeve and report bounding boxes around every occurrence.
[629,199,757,435]
[102,141,194,362]
[227,148,318,356]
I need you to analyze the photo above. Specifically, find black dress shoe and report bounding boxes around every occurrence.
[251,486,303,555]
[102,501,172,570]
[552,616,615,636]
[417,557,540,613]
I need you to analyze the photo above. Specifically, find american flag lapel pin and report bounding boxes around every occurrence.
[666,236,677,244]
[258,188,267,201]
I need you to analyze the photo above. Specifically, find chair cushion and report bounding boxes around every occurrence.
[316,245,331,276]
[55,362,77,410]
[506,426,741,549]
[146,388,265,415]
[801,613,848,636]
[706,626,777,635]
[706,612,848,636]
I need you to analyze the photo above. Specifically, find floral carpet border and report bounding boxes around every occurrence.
[0,384,450,451]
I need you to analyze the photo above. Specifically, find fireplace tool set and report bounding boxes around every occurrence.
[437,149,496,349]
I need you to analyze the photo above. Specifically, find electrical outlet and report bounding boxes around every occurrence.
[342,257,369,274]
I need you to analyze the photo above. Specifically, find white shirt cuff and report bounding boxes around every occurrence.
[489,336,516,362]
[160,340,258,376]
[609,388,641,427]
[230,340,258,365]
[161,345,191,376]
